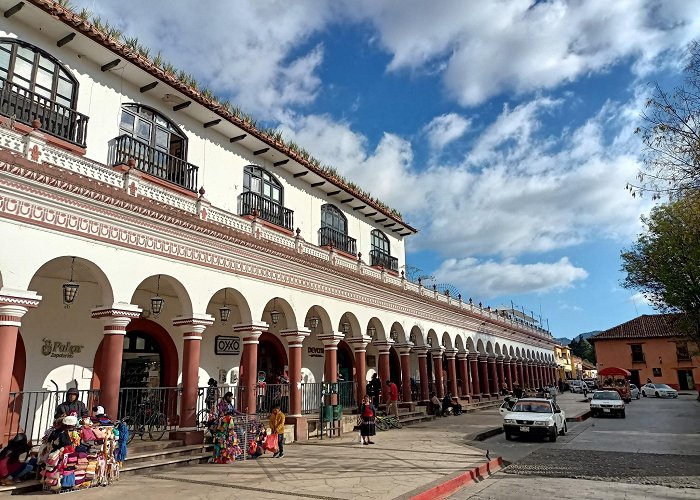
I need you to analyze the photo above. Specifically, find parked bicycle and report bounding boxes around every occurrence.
[122,403,168,444]
[375,412,402,431]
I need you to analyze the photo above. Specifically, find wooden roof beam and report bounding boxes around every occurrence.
[173,101,191,111]
[203,119,221,128]
[101,59,121,72]
[254,147,270,155]
[274,159,289,167]
[311,181,325,187]
[293,171,308,178]
[327,190,341,196]
[229,134,246,142]
[140,81,158,93]
[56,33,75,48]
[3,2,24,18]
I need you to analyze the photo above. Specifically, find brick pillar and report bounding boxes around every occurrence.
[0,292,40,445]
[396,343,413,402]
[478,355,490,396]
[235,322,267,413]
[430,347,445,398]
[444,348,458,397]
[469,353,481,398]
[457,353,470,398]
[174,314,214,427]
[319,332,345,405]
[496,355,506,394]
[488,355,499,395]
[374,341,393,401]
[280,328,311,416]
[414,346,430,401]
[92,304,142,419]
[347,336,371,404]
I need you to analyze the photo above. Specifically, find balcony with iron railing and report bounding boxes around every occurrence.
[109,134,199,192]
[631,352,646,364]
[370,248,399,272]
[238,191,294,232]
[0,76,89,147]
[318,226,357,255]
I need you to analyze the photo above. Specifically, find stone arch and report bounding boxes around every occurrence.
[389,321,406,343]
[262,297,298,332]
[476,339,485,354]
[130,274,192,319]
[454,335,465,353]
[408,325,425,346]
[427,329,439,348]
[485,341,494,355]
[494,343,502,356]
[29,255,114,307]
[206,287,252,326]
[466,336,476,352]
[441,331,452,349]
[367,317,386,341]
[338,311,362,339]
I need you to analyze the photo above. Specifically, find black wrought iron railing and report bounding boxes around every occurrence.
[631,353,646,363]
[370,249,399,272]
[0,76,89,147]
[109,134,199,191]
[238,191,294,231]
[318,226,357,255]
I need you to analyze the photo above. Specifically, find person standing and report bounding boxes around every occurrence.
[358,396,376,445]
[548,384,558,403]
[385,380,399,419]
[513,383,523,399]
[54,387,88,419]
[268,404,286,458]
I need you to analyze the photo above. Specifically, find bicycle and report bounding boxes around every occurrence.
[123,403,168,444]
[375,412,402,431]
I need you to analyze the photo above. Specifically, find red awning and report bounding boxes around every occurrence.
[598,367,631,377]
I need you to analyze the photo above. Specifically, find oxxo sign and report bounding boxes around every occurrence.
[215,335,241,355]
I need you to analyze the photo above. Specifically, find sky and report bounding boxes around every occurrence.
[76,0,700,340]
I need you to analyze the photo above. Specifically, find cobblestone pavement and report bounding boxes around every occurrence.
[451,393,700,499]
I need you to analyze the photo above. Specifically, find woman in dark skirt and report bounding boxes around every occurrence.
[359,395,376,445]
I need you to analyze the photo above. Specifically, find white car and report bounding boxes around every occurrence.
[641,383,678,398]
[569,380,589,393]
[502,398,567,442]
[590,390,625,418]
[498,397,518,416]
[629,384,640,400]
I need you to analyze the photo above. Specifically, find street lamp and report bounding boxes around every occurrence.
[62,257,79,308]
[309,307,320,330]
[219,289,231,323]
[151,275,165,318]
[270,298,280,325]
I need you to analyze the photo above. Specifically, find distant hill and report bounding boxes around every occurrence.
[555,331,601,346]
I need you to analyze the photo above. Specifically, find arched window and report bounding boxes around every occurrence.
[0,38,88,146]
[238,166,293,230]
[243,166,282,204]
[370,229,397,271]
[119,104,187,160]
[319,204,356,254]
[0,38,77,108]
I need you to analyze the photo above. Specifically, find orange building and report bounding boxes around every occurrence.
[590,314,699,391]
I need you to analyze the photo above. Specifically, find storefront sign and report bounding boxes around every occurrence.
[308,347,324,358]
[215,335,241,355]
[41,338,84,358]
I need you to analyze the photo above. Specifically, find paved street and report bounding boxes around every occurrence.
[453,394,700,499]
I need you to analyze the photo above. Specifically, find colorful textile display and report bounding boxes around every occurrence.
[39,416,119,493]
[211,415,243,464]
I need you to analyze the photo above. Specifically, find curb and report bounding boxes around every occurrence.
[468,427,503,441]
[567,410,591,422]
[408,457,503,500]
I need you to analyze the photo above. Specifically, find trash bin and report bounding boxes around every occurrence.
[323,404,333,422]
[332,404,343,420]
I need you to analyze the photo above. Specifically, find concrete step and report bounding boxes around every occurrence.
[399,414,436,426]
[127,438,185,453]
[121,452,211,475]
[0,479,41,496]
[125,444,213,468]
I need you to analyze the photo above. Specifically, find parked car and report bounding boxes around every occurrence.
[502,398,567,442]
[590,390,625,418]
[569,380,589,393]
[583,378,598,390]
[641,383,678,398]
[629,383,640,400]
[498,396,518,416]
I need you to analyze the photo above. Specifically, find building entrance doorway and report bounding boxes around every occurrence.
[677,370,695,390]
[121,330,163,389]
[256,332,288,383]
[629,369,641,389]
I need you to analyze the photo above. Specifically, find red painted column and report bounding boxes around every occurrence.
[0,297,38,446]
[488,355,499,395]
[415,347,430,401]
[506,358,515,392]
[478,355,490,397]
[496,356,506,394]
[528,361,536,390]
[444,349,459,397]
[397,344,413,402]
[469,353,481,397]
[348,336,370,404]
[236,323,266,413]
[319,333,344,406]
[374,342,392,401]
[281,329,311,416]
[517,359,525,389]
[431,347,445,398]
[537,363,544,387]
[457,353,470,398]
[92,305,142,420]
[175,315,214,427]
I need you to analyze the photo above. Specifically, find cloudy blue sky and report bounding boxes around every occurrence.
[80,0,700,340]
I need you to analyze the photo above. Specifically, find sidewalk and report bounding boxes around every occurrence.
[59,415,499,500]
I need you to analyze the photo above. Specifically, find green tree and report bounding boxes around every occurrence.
[569,337,596,365]
[620,192,700,346]
[632,41,700,198]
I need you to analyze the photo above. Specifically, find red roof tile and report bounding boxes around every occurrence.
[590,314,680,341]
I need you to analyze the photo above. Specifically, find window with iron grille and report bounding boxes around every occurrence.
[676,342,691,361]
[119,103,187,160]
[630,344,645,363]
[371,229,390,255]
[243,166,282,204]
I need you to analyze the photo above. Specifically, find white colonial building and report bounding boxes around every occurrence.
[0,0,557,443]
